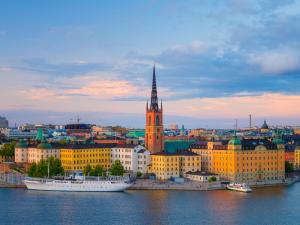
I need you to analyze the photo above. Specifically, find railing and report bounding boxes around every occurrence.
[0,173,25,185]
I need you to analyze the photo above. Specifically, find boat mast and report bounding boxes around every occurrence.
[47,160,50,178]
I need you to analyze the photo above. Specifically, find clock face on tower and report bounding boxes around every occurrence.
[145,65,164,153]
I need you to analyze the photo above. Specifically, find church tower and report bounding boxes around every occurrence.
[145,65,164,153]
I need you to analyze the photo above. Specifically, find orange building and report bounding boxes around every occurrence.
[191,137,285,183]
[145,65,164,153]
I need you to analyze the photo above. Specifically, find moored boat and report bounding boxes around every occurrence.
[227,183,252,193]
[24,173,132,192]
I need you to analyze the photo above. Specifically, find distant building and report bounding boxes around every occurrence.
[0,116,8,128]
[285,144,295,165]
[65,123,91,138]
[126,129,145,138]
[261,120,270,132]
[145,65,164,153]
[169,124,178,130]
[4,128,37,140]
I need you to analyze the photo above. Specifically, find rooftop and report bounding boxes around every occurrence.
[151,150,198,156]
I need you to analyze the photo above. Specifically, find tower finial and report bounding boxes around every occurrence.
[150,64,159,111]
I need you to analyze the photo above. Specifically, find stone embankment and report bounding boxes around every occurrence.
[129,179,224,191]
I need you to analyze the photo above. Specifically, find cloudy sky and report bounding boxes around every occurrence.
[1,0,300,128]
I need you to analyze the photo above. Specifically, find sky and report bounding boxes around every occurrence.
[1,0,300,128]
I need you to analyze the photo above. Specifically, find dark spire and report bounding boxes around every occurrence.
[150,64,159,111]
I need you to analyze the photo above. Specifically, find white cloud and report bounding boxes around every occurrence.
[248,48,300,74]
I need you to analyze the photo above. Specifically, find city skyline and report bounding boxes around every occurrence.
[1,1,300,128]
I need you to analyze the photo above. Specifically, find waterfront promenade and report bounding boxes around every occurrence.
[130,179,224,191]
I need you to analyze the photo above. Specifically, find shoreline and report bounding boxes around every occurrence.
[1,178,298,191]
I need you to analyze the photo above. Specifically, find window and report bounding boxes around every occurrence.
[156,115,160,125]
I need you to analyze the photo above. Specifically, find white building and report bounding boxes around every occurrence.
[185,171,219,182]
[111,145,150,174]
[4,128,37,140]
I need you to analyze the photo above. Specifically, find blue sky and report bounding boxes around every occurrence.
[1,0,300,128]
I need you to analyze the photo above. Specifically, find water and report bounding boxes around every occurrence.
[1,184,300,225]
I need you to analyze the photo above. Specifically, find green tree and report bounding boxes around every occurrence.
[0,141,16,159]
[208,176,217,182]
[109,160,125,176]
[83,164,93,176]
[93,165,104,176]
[285,161,294,173]
[28,162,37,177]
[136,171,143,178]
[27,158,64,178]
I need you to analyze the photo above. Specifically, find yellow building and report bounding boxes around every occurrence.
[191,137,285,183]
[60,144,113,172]
[149,151,201,180]
[294,146,300,169]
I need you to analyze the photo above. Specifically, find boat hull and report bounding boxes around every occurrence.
[227,186,252,193]
[24,179,132,192]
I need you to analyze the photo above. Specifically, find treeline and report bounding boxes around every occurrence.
[28,157,64,178]
[83,160,125,176]
[0,141,16,158]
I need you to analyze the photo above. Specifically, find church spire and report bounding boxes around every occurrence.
[150,64,159,112]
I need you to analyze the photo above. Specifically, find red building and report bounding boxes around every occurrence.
[145,65,164,153]
[285,144,296,164]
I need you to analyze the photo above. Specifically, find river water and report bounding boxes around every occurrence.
[1,183,300,225]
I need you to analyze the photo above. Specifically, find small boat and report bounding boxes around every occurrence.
[24,172,132,192]
[227,183,252,193]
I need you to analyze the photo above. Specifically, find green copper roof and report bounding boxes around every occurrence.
[36,128,44,141]
[15,139,28,148]
[228,136,241,145]
[37,140,52,149]
[272,138,284,145]
[164,140,196,153]
[272,129,284,145]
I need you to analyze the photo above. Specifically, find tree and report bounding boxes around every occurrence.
[208,176,217,182]
[109,160,125,176]
[136,171,143,178]
[0,141,16,159]
[28,162,37,177]
[93,165,104,176]
[83,164,93,176]
[27,157,64,178]
[285,161,294,173]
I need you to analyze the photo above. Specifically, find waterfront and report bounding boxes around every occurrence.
[1,184,300,225]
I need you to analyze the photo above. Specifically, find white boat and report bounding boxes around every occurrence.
[227,183,252,193]
[24,173,132,192]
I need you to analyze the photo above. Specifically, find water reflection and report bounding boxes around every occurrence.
[0,186,299,225]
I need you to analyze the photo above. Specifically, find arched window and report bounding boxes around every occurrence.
[148,116,151,125]
[156,115,160,125]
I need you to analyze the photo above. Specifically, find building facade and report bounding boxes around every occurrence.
[294,147,300,169]
[145,65,164,153]
[111,145,150,174]
[149,151,201,180]
[15,140,60,163]
[60,144,112,172]
[191,137,285,182]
